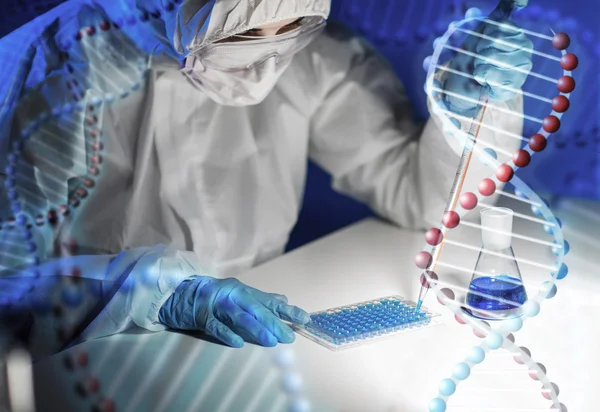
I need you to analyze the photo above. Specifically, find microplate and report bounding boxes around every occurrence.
[293,296,443,351]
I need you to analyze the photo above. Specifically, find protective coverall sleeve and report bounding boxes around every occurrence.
[0,247,202,357]
[79,245,203,338]
[308,26,523,230]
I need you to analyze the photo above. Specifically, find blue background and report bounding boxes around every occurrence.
[1,0,598,250]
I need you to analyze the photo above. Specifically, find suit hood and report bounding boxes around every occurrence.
[137,0,330,55]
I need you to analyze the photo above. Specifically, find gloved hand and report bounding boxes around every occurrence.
[443,8,533,117]
[158,276,311,348]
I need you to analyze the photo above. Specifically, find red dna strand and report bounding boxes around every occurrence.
[415,6,576,412]
[510,7,598,197]
[1,5,310,411]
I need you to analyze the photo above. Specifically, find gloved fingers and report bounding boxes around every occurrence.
[461,26,485,54]
[214,300,279,347]
[482,18,523,37]
[475,34,533,58]
[476,25,533,55]
[488,0,529,22]
[204,316,244,348]
[251,291,311,324]
[441,74,482,116]
[268,293,289,304]
[474,44,531,74]
[494,0,528,9]
[245,286,289,304]
[472,64,529,100]
[233,290,296,344]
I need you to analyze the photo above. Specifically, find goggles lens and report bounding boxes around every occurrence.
[190,18,327,72]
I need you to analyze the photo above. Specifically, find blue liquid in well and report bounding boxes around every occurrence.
[305,299,431,345]
[466,275,527,311]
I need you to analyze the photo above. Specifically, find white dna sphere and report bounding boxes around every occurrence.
[417,7,574,412]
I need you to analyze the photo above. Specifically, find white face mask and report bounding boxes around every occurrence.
[182,18,326,107]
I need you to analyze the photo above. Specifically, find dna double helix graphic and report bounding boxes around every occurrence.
[414,6,575,412]
[1,4,309,411]
[508,4,600,199]
[334,0,600,202]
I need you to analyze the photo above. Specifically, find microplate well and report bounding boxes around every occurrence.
[293,296,443,351]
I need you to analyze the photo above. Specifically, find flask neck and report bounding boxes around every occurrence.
[482,237,513,251]
[481,208,514,251]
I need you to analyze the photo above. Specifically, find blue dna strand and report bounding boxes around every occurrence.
[0,4,310,412]
[415,6,574,412]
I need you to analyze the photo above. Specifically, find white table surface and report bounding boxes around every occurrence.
[31,196,600,412]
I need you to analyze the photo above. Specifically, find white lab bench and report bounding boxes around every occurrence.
[31,196,600,412]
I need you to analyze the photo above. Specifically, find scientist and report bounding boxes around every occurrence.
[0,0,532,351]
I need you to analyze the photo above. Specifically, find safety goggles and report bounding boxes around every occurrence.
[186,17,327,73]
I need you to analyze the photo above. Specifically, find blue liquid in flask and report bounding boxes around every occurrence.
[467,275,527,312]
[465,207,526,320]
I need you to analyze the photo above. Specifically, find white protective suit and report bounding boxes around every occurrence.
[0,0,522,348]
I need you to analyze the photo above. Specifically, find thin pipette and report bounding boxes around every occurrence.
[415,95,488,312]
[415,0,524,313]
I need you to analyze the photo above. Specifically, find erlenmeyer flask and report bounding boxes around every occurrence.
[465,207,527,320]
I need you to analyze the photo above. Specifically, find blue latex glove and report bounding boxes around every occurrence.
[158,277,311,348]
[443,9,533,116]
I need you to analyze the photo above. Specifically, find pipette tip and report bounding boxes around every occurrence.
[415,284,427,314]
